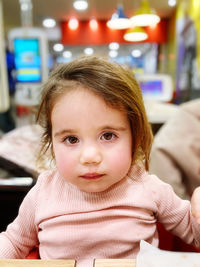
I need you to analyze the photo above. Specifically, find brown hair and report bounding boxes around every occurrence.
[37,56,153,170]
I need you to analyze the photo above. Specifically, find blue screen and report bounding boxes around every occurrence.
[139,80,163,97]
[14,38,42,83]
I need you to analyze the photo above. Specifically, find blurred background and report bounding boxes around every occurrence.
[2,0,199,125]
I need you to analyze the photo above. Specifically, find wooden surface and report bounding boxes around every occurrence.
[0,259,76,267]
[0,259,136,267]
[95,259,136,267]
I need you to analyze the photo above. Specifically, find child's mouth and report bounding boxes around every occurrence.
[80,173,104,180]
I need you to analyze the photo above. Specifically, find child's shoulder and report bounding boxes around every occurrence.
[127,164,178,206]
[36,168,60,186]
[128,163,172,190]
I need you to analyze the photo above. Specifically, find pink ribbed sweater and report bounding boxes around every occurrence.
[0,165,200,266]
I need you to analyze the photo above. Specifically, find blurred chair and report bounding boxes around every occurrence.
[0,177,35,232]
[0,124,52,179]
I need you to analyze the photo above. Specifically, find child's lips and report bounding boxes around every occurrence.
[80,173,104,180]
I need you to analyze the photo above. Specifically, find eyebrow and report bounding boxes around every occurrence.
[54,126,127,138]
[54,129,74,138]
[100,125,127,132]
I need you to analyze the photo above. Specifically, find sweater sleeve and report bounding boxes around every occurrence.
[153,177,200,247]
[0,175,42,258]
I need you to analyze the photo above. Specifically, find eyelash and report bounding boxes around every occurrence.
[62,132,117,145]
[64,136,79,145]
[101,132,117,141]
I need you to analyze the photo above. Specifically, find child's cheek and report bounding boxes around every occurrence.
[109,147,132,175]
[114,145,132,164]
[55,152,76,177]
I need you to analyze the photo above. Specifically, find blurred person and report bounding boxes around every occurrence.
[150,98,200,199]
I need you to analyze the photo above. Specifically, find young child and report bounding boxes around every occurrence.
[0,56,200,265]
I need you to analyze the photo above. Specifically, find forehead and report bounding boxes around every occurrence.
[52,86,105,110]
[51,87,129,129]
[52,85,122,111]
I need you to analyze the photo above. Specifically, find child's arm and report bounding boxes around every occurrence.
[191,186,200,224]
[153,177,200,247]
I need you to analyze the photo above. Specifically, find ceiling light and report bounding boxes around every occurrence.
[124,27,148,42]
[63,51,72,58]
[84,47,94,55]
[168,0,176,7]
[43,18,56,28]
[21,3,29,11]
[68,17,79,30]
[109,42,119,50]
[53,43,64,52]
[131,49,142,57]
[19,0,32,11]
[107,4,131,30]
[73,0,88,11]
[130,0,160,27]
[109,50,118,58]
[89,18,98,31]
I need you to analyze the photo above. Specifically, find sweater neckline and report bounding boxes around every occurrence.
[57,163,146,200]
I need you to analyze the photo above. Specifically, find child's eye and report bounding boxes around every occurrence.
[101,132,116,141]
[64,136,79,144]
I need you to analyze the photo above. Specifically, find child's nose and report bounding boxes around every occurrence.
[80,145,102,165]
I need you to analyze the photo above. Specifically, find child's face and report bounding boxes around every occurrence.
[51,87,133,193]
